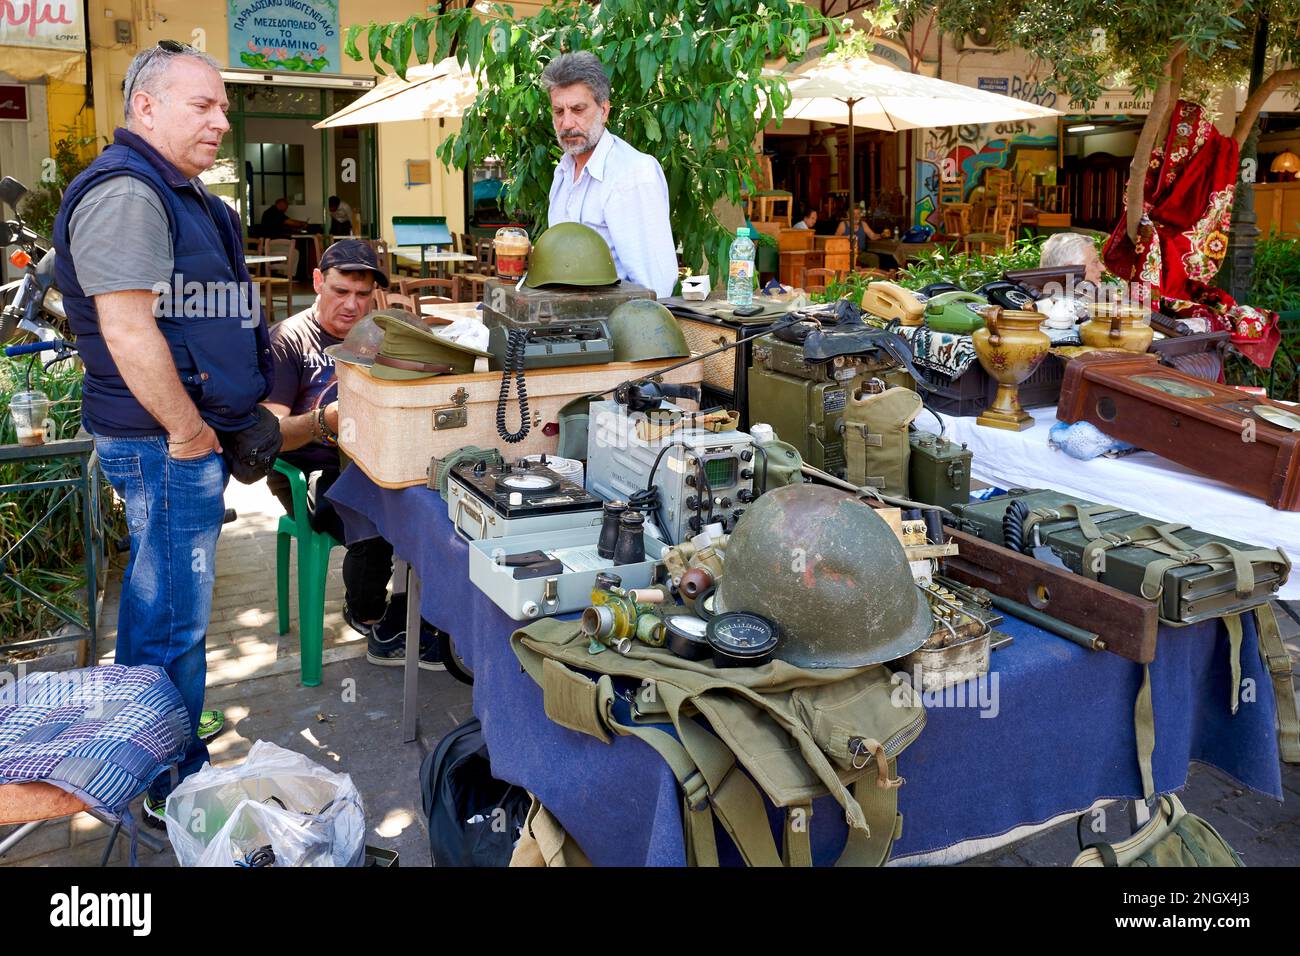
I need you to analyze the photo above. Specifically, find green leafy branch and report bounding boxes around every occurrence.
[344,0,842,281]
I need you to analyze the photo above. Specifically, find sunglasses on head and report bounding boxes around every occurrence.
[157,39,192,53]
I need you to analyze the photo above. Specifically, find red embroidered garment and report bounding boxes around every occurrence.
[1103,101,1279,368]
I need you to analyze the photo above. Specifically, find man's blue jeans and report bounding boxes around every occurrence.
[95,435,228,799]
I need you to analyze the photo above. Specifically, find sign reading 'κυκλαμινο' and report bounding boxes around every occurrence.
[227,0,340,74]
[0,0,85,50]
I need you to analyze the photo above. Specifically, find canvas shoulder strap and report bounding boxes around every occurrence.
[513,624,905,866]
[1132,602,1300,805]
[1253,603,1300,765]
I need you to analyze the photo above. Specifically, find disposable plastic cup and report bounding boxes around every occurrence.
[9,390,50,446]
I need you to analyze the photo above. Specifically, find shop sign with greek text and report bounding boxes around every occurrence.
[228,0,339,74]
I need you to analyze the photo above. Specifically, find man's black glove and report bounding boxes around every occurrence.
[217,405,283,484]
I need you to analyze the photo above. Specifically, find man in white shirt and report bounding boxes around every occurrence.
[543,52,678,298]
[793,209,817,231]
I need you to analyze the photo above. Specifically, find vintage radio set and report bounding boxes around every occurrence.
[747,331,903,477]
[1059,352,1300,511]
[447,457,603,540]
[479,277,651,370]
[950,488,1290,625]
[585,398,756,544]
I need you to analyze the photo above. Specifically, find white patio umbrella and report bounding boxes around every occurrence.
[313,57,479,128]
[780,61,1061,257]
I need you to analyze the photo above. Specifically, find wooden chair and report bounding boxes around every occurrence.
[941,203,974,254]
[398,277,456,314]
[245,237,295,323]
[454,273,487,304]
[364,239,395,279]
[967,197,1016,255]
[800,267,841,295]
[460,233,494,276]
[746,154,793,226]
[375,291,418,312]
[938,179,966,207]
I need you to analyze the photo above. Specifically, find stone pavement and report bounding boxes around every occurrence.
[2,476,1299,866]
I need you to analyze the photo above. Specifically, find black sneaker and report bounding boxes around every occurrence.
[419,622,446,672]
[345,604,407,667]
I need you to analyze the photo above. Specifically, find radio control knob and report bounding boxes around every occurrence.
[740,468,753,480]
[718,497,732,509]
[685,496,700,509]
[739,449,754,462]
[731,509,745,523]
[737,490,754,503]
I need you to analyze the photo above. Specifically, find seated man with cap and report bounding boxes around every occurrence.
[260,239,444,667]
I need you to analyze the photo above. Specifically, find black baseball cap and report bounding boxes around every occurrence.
[318,239,390,288]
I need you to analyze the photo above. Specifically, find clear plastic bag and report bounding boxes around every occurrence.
[164,741,366,867]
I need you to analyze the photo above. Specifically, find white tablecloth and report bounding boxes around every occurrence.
[936,406,1300,601]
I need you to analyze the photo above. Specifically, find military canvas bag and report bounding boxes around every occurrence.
[1073,795,1244,867]
[511,618,927,867]
[843,385,923,497]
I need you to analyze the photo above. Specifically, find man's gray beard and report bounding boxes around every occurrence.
[558,122,605,157]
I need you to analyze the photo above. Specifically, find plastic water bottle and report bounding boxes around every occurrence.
[727,227,756,307]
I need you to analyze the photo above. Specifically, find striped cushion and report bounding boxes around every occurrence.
[0,665,190,812]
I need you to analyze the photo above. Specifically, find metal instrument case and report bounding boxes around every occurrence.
[467,525,665,621]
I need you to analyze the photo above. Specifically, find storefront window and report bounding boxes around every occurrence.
[246,143,307,209]
[238,86,322,116]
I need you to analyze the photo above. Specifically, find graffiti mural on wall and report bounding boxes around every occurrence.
[914,119,1058,229]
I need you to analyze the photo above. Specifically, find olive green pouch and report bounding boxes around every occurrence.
[1072,795,1245,867]
[843,385,923,495]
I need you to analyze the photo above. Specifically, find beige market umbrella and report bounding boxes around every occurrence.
[781,61,1061,257]
[314,57,479,128]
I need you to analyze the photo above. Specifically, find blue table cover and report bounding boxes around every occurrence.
[329,467,1285,866]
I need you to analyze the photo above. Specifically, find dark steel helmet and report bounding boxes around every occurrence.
[607,299,690,362]
[524,222,619,288]
[717,484,932,668]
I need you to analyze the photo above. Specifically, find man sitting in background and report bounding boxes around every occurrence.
[328,195,353,236]
[1036,232,1106,330]
[261,239,443,667]
[260,197,306,237]
[792,209,817,231]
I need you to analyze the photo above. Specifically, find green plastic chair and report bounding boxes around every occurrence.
[274,459,342,687]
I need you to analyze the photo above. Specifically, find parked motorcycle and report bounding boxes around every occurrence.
[1,176,67,348]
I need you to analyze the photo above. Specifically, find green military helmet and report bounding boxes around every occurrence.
[524,222,619,288]
[716,484,932,668]
[607,298,690,363]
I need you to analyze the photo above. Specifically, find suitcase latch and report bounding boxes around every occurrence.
[433,406,468,430]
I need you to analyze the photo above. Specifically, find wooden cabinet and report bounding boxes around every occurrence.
[815,236,851,274]
[780,249,824,288]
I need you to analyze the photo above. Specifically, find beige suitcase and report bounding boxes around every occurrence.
[337,358,704,488]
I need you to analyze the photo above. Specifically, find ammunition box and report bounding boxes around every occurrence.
[747,366,856,477]
[908,430,973,511]
[950,489,1289,625]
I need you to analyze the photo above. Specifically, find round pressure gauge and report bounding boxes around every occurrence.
[498,473,559,493]
[706,612,778,668]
